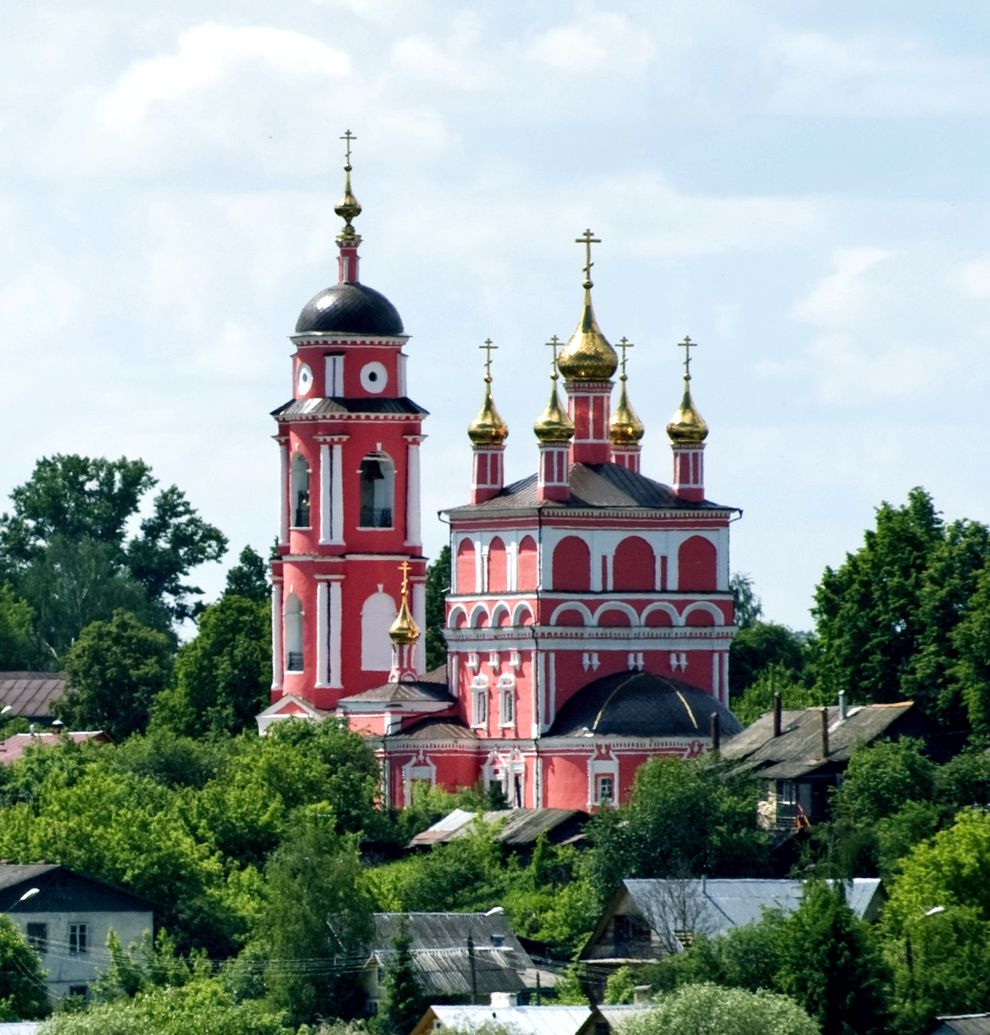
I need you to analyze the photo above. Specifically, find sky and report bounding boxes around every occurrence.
[3,1,990,632]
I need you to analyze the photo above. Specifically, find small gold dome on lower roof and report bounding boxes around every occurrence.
[534,383,575,444]
[467,383,508,446]
[610,380,645,445]
[389,597,420,645]
[667,379,709,444]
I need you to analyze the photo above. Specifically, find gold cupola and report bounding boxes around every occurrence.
[467,339,509,446]
[335,129,362,246]
[667,335,709,444]
[389,563,421,646]
[535,334,575,443]
[556,229,619,382]
[610,337,645,445]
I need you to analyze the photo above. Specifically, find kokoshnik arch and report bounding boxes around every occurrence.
[258,133,743,811]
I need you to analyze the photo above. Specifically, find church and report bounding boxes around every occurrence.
[257,138,742,811]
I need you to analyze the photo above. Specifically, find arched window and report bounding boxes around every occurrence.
[613,536,656,591]
[678,536,717,591]
[361,590,397,671]
[456,539,475,594]
[285,594,304,671]
[487,537,507,593]
[517,536,537,590]
[291,454,310,528]
[552,536,591,591]
[359,452,395,528]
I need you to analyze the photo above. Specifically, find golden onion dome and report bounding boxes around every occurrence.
[557,281,619,382]
[388,596,420,645]
[334,130,362,245]
[534,382,575,444]
[667,378,709,445]
[467,382,509,446]
[610,379,645,445]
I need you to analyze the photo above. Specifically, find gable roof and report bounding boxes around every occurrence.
[721,702,916,780]
[932,1016,990,1035]
[413,1005,601,1035]
[583,878,883,958]
[0,673,68,720]
[0,731,110,765]
[407,808,588,849]
[0,864,156,914]
[372,912,534,997]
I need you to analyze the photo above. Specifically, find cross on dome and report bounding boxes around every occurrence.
[575,229,601,286]
[678,335,698,379]
[545,335,562,379]
[617,337,634,381]
[479,338,498,383]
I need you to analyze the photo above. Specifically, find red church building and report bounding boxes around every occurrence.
[258,141,742,811]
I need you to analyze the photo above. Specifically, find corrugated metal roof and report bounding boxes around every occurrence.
[934,1015,990,1035]
[339,681,455,705]
[387,718,476,741]
[425,1005,594,1035]
[0,673,68,719]
[408,808,588,849]
[272,396,428,419]
[720,702,916,779]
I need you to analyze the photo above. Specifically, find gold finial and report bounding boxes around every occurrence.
[557,229,618,382]
[389,560,421,645]
[667,335,709,445]
[467,338,508,445]
[535,335,575,444]
[334,129,362,245]
[610,337,644,445]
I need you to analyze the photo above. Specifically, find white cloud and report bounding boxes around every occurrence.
[527,9,655,74]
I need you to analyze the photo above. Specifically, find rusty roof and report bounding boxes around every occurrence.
[0,673,68,720]
[0,731,110,766]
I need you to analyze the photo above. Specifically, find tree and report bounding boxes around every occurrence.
[154,595,270,737]
[729,573,763,629]
[616,983,818,1035]
[375,915,425,1035]
[0,584,37,669]
[223,545,270,604]
[0,455,227,660]
[729,622,805,696]
[255,814,373,1026]
[777,882,889,1035]
[424,545,450,672]
[57,610,174,739]
[952,562,990,733]
[0,915,48,1020]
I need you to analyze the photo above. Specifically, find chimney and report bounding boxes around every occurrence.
[772,693,782,737]
[709,712,721,752]
[633,985,653,1005]
[820,706,829,758]
[838,690,848,722]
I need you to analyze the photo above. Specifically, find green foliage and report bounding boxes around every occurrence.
[0,583,38,668]
[616,983,819,1035]
[604,965,637,1004]
[812,487,990,727]
[374,916,425,1035]
[155,594,271,737]
[0,455,227,662]
[57,610,174,739]
[92,929,208,1002]
[835,740,936,828]
[729,623,806,696]
[424,544,450,672]
[732,665,829,727]
[777,883,889,1035]
[729,572,763,629]
[40,978,288,1035]
[224,546,270,603]
[953,563,990,733]
[584,757,769,901]
[935,747,990,809]
[254,815,372,1026]
[0,914,49,1020]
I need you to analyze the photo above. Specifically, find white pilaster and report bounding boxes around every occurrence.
[331,442,344,544]
[277,437,289,545]
[405,436,422,547]
[329,580,343,688]
[316,581,329,687]
[413,581,426,673]
[319,443,331,545]
[271,582,284,689]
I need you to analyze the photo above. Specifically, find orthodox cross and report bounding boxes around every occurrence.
[575,229,601,282]
[617,337,634,381]
[545,335,562,380]
[398,559,412,598]
[479,338,497,383]
[340,129,357,167]
[678,335,698,379]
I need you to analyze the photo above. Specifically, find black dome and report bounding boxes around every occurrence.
[547,671,742,739]
[295,282,404,336]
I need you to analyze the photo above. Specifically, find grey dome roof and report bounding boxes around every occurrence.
[547,671,742,739]
[295,282,404,336]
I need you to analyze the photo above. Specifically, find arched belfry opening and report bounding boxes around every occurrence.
[359,452,395,528]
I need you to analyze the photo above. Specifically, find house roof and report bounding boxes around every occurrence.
[339,680,455,707]
[931,1016,990,1035]
[0,673,68,720]
[272,396,428,420]
[386,717,477,741]
[0,731,110,766]
[413,1005,601,1035]
[583,878,883,958]
[407,808,588,849]
[444,462,734,516]
[0,864,155,914]
[372,912,533,997]
[720,702,916,780]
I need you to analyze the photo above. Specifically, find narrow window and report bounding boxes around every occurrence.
[26,922,47,952]
[359,453,395,528]
[596,775,615,805]
[291,453,311,528]
[285,594,304,672]
[69,923,88,955]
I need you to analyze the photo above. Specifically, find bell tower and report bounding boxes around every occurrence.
[270,132,428,711]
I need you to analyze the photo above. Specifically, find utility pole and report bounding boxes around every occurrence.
[468,932,478,1004]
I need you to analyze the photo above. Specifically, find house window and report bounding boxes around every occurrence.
[69,923,88,955]
[596,775,615,805]
[613,914,651,955]
[26,922,47,952]
[359,453,395,528]
[285,594,304,672]
[68,985,88,1000]
[471,676,489,727]
[290,453,311,528]
[498,674,515,727]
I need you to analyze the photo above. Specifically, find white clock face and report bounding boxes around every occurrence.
[360,361,388,394]
[296,363,313,395]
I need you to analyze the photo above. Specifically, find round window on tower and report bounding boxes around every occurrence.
[296,362,314,396]
[360,361,388,394]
